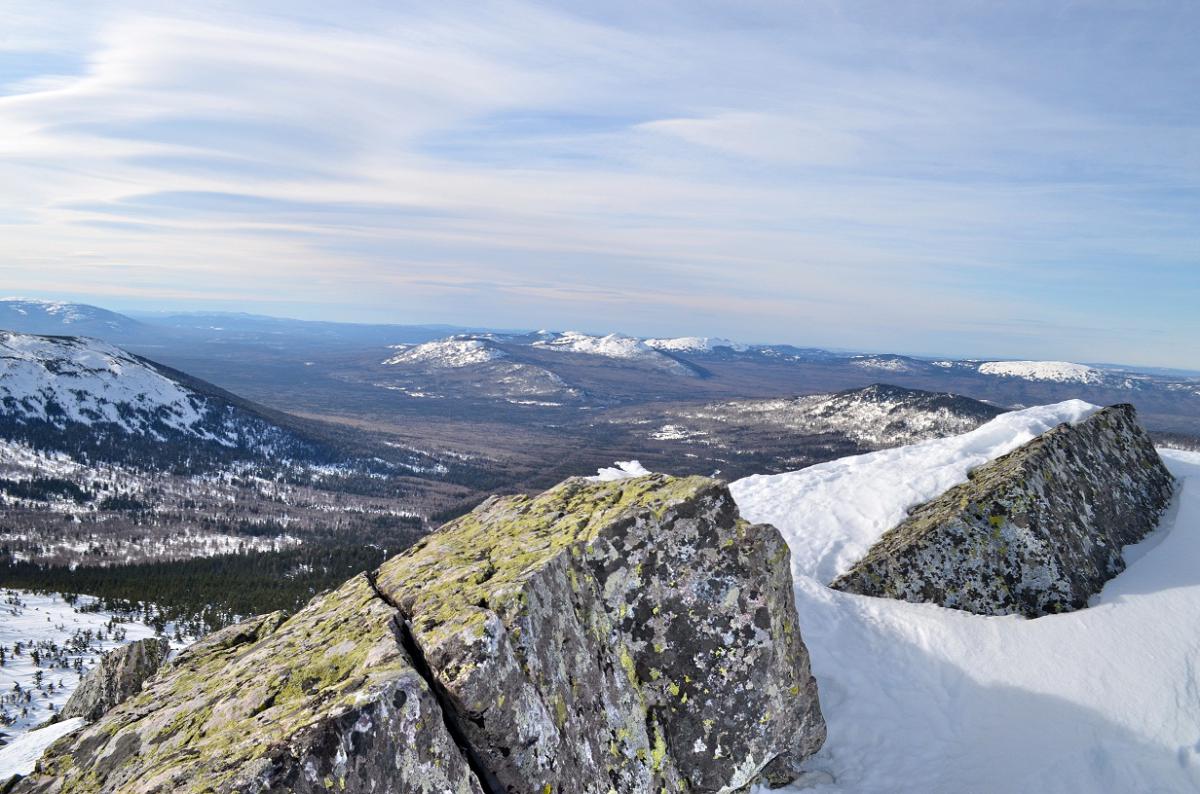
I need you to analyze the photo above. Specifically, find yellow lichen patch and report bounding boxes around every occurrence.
[27,574,422,794]
[375,474,712,650]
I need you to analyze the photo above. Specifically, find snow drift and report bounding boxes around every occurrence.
[733,401,1200,793]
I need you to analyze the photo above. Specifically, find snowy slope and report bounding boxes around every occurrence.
[0,719,84,781]
[0,332,334,469]
[732,403,1200,793]
[978,360,1104,384]
[0,332,217,438]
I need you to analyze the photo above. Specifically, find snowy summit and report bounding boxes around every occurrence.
[384,338,508,368]
[532,331,697,375]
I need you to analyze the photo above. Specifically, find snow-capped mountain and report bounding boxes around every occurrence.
[384,337,508,368]
[0,299,145,339]
[783,383,1003,447]
[531,331,699,375]
[0,331,317,464]
[636,384,1004,459]
[1,332,223,440]
[849,354,925,373]
[976,360,1104,384]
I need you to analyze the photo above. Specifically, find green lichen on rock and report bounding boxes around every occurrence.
[13,575,482,794]
[15,473,824,794]
[831,404,1176,617]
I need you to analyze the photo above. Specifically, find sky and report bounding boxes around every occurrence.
[0,1,1197,367]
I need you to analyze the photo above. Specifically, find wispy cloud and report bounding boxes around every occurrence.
[0,1,1196,366]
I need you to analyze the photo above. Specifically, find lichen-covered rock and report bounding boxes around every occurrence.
[13,575,482,794]
[375,474,824,792]
[15,474,823,793]
[57,638,170,723]
[831,404,1175,617]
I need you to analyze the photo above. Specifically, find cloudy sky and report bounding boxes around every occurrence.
[1,1,1197,367]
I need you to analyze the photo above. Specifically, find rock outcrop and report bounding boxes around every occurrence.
[57,638,170,723]
[831,404,1175,616]
[14,474,824,793]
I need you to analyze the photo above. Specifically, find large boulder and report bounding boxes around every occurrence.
[58,638,170,723]
[831,404,1175,616]
[14,474,824,793]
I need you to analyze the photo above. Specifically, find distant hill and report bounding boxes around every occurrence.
[0,298,147,339]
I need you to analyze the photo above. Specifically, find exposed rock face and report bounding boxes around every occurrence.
[831,404,1175,617]
[14,474,824,793]
[58,638,170,723]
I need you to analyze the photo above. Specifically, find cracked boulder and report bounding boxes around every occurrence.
[832,404,1175,616]
[13,474,823,793]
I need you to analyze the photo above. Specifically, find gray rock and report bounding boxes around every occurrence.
[58,637,170,723]
[375,474,825,792]
[831,404,1175,616]
[14,474,823,793]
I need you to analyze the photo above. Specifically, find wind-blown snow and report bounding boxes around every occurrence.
[0,718,84,781]
[978,360,1104,384]
[383,338,507,368]
[0,332,218,439]
[733,402,1200,793]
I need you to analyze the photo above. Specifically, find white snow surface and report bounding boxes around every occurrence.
[589,460,651,481]
[978,360,1104,384]
[0,332,216,438]
[733,401,1200,793]
[0,718,84,781]
[383,338,507,368]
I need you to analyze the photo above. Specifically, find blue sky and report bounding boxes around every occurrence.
[1,1,1197,367]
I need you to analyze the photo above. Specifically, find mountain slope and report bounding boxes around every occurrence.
[0,331,328,470]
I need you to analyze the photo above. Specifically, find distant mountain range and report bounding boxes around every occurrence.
[1,298,1198,441]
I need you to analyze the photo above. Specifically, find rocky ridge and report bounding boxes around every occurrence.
[831,404,1175,616]
[12,473,824,793]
